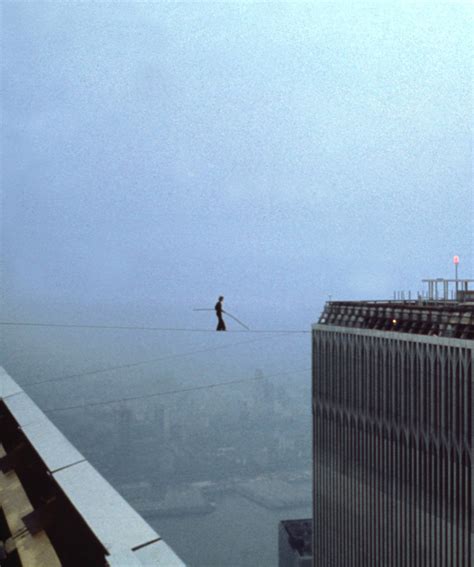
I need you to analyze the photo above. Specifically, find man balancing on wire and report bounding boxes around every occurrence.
[193,300,249,330]
[215,296,226,331]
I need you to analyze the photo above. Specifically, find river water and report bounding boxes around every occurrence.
[147,493,311,567]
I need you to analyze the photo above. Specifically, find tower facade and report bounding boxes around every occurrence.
[312,300,473,566]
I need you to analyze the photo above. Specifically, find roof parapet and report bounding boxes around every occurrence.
[0,368,185,567]
[317,301,474,339]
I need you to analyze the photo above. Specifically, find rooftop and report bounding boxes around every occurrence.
[318,300,474,339]
[280,519,312,557]
[0,368,185,567]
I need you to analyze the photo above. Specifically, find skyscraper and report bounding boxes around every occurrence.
[0,368,185,566]
[312,285,473,565]
[278,519,312,566]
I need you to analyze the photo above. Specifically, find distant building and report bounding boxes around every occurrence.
[278,519,312,566]
[312,284,473,565]
[0,368,185,567]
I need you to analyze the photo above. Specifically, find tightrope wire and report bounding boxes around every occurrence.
[22,331,304,387]
[43,366,311,414]
[0,321,310,334]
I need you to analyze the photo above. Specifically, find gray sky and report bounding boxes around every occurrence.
[2,1,472,329]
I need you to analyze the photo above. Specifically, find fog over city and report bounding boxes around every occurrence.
[1,2,472,566]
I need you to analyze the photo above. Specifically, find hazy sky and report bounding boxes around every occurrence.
[2,1,472,329]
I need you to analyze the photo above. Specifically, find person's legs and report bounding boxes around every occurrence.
[217,316,226,331]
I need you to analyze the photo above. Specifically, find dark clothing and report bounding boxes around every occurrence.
[215,301,226,331]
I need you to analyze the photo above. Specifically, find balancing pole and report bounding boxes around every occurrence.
[192,308,250,331]
[223,312,250,331]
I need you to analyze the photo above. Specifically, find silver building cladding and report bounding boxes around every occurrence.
[312,299,473,566]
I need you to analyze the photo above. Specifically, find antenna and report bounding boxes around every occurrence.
[454,255,460,297]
